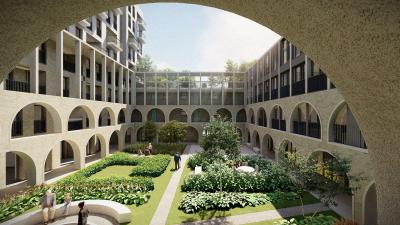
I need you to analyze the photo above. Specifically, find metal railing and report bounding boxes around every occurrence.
[63,89,69,97]
[5,79,30,92]
[333,124,367,149]
[308,74,327,93]
[271,89,278,99]
[280,85,290,98]
[39,49,46,64]
[292,80,305,96]
[63,61,75,73]
[39,85,46,94]
[68,120,83,131]
[34,120,46,133]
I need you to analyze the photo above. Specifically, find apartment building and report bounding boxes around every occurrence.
[0,8,376,225]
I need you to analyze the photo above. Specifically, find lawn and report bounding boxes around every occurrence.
[89,165,134,179]
[165,163,320,225]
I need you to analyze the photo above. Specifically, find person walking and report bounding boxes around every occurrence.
[174,152,181,170]
[41,189,56,225]
[77,201,89,225]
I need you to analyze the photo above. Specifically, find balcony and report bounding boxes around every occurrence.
[138,32,145,43]
[308,122,321,139]
[39,49,46,64]
[97,12,108,21]
[77,19,90,28]
[5,79,30,93]
[271,89,278,100]
[128,37,139,50]
[333,124,367,149]
[108,96,112,102]
[272,119,286,131]
[95,95,102,101]
[293,121,307,135]
[34,120,46,134]
[308,74,327,93]
[263,92,270,101]
[68,120,83,131]
[39,85,46,94]
[86,93,90,100]
[280,85,290,98]
[257,94,262,102]
[63,89,69,97]
[292,80,305,96]
[106,36,122,52]
[96,72,102,82]
[63,61,75,73]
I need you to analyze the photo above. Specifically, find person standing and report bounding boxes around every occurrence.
[62,193,72,217]
[41,189,56,225]
[174,152,181,170]
[78,201,89,225]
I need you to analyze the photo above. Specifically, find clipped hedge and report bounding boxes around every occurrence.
[130,154,171,177]
[123,143,148,154]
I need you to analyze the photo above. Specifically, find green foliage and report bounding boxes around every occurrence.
[200,116,241,159]
[225,59,256,72]
[187,149,226,170]
[158,120,188,143]
[124,142,185,155]
[130,154,171,177]
[143,121,158,142]
[179,191,300,213]
[136,54,156,72]
[274,214,337,225]
[123,142,148,154]
[182,162,293,193]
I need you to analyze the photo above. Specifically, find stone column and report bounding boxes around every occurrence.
[130,72,135,105]
[305,56,309,93]
[30,47,39,94]
[89,49,95,100]
[55,32,63,96]
[289,43,292,96]
[74,41,82,98]
[125,69,130,104]
[118,66,123,103]
[111,62,116,103]
[51,142,61,169]
[101,56,107,101]
[0,152,6,189]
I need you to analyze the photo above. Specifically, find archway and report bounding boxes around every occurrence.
[99,108,114,126]
[185,126,199,143]
[278,139,296,157]
[291,102,321,139]
[68,106,94,131]
[118,109,127,124]
[5,151,36,186]
[86,135,102,162]
[109,131,120,152]
[252,130,260,150]
[262,134,275,160]
[236,109,247,122]
[137,127,145,142]
[248,109,255,124]
[131,109,142,122]
[169,108,188,122]
[363,183,377,225]
[191,108,210,122]
[271,105,286,131]
[147,108,165,122]
[215,108,232,121]
[257,107,267,127]
[125,127,134,145]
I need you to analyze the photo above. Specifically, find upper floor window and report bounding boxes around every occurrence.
[75,27,82,39]
[292,63,305,82]
[280,39,290,65]
[113,15,118,30]
[280,71,289,87]
[88,18,92,31]
[96,18,102,37]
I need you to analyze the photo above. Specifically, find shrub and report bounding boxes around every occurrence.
[124,142,148,154]
[143,121,158,142]
[158,120,187,143]
[200,115,241,159]
[187,149,225,170]
[130,154,171,177]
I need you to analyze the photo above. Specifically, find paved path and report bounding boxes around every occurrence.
[149,144,201,225]
[178,203,329,225]
[35,213,118,225]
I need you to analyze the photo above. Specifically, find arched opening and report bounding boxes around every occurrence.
[271,105,286,131]
[169,108,188,122]
[236,128,243,142]
[236,109,247,122]
[11,103,60,138]
[99,108,113,126]
[262,134,275,160]
[215,108,232,121]
[191,108,210,122]
[125,127,134,145]
[5,151,36,187]
[118,109,126,124]
[291,102,321,139]
[248,109,255,124]
[185,126,199,143]
[137,127,145,142]
[131,109,142,122]
[364,183,377,225]
[147,108,165,122]
[68,106,94,131]
[257,107,267,127]
[252,130,260,150]
[86,135,102,162]
[245,128,251,145]
[279,139,296,156]
[109,131,120,153]
[329,103,367,149]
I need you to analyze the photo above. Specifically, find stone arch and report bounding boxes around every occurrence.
[245,128,251,144]
[185,126,199,143]
[99,107,115,126]
[5,151,37,186]
[215,108,232,121]
[363,182,377,225]
[68,105,95,131]
[118,109,127,124]
[169,108,188,122]
[248,108,255,124]
[270,105,286,131]
[290,102,321,139]
[328,102,367,149]
[125,127,134,145]
[236,109,247,122]
[109,130,121,153]
[278,139,296,157]
[147,108,165,122]
[251,130,260,149]
[136,127,145,142]
[191,108,210,122]
[86,134,106,162]
[131,109,142,122]
[257,107,267,127]
[10,102,62,138]
[262,134,275,160]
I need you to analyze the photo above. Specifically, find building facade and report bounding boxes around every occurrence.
[0,7,376,225]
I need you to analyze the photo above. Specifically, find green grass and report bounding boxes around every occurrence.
[244,211,340,225]
[89,165,134,179]
[166,163,320,225]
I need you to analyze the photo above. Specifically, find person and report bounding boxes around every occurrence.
[174,152,181,170]
[148,143,153,154]
[41,189,56,225]
[62,193,72,217]
[78,201,89,225]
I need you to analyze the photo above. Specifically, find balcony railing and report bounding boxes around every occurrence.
[68,120,83,131]
[86,93,90,100]
[12,120,23,137]
[280,85,290,98]
[5,79,30,93]
[333,124,367,149]
[34,120,46,134]
[257,94,262,102]
[95,95,102,101]
[308,122,321,139]
[272,119,286,131]
[39,85,46,94]
[63,61,75,73]
[293,121,307,135]
[264,91,270,101]
[308,74,327,93]
[63,89,69,97]
[271,89,278,100]
[292,80,305,96]
[108,96,112,102]
[96,72,102,82]
[39,49,46,64]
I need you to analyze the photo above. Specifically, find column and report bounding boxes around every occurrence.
[51,142,61,170]
[125,69,130,104]
[30,47,39,94]
[74,41,82,98]
[277,42,281,99]
[289,43,292,96]
[55,32,63,96]
[305,56,309,93]
[118,66,123,103]
[130,72,135,105]
[90,49,95,100]
[111,62,116,103]
[0,152,6,189]
[101,56,107,101]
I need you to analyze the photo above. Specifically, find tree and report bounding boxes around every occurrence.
[200,115,241,159]
[225,59,239,72]
[136,54,156,72]
[158,120,188,143]
[238,60,256,72]
[143,121,157,142]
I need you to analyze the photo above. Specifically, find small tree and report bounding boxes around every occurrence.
[136,54,156,72]
[200,115,241,159]
[158,120,187,143]
[143,121,157,142]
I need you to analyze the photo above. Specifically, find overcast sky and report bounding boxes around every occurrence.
[138,3,281,71]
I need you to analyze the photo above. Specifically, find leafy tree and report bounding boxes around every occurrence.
[238,60,256,72]
[143,121,157,142]
[224,59,256,73]
[158,120,188,143]
[200,115,241,159]
[136,54,156,72]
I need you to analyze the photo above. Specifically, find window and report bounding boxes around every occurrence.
[113,15,117,29]
[292,64,305,82]
[271,76,278,89]
[96,18,101,37]
[106,11,111,24]
[292,46,301,58]
[280,71,289,86]
[310,61,323,77]
[280,39,290,65]
[75,27,82,39]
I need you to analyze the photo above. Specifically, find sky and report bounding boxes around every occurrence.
[138,3,281,72]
